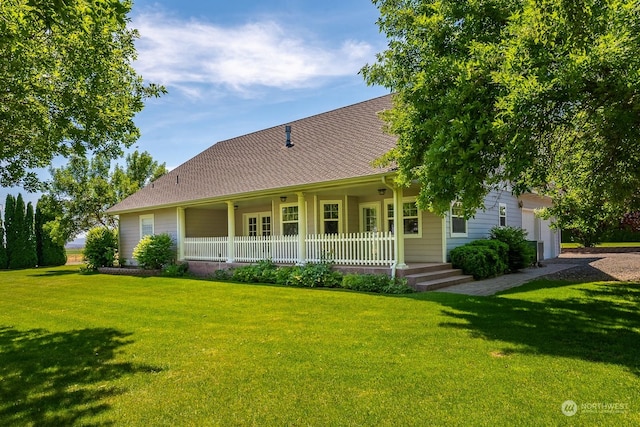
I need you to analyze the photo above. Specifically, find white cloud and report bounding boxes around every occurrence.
[132,13,373,97]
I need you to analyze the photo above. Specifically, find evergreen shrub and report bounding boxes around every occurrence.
[489,226,536,271]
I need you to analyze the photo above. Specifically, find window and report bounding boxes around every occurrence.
[248,217,258,237]
[359,203,380,232]
[281,205,299,235]
[245,213,271,237]
[450,203,467,237]
[385,199,421,238]
[139,214,154,239]
[261,216,272,236]
[499,203,507,227]
[321,201,341,234]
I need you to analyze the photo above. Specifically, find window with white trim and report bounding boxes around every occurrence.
[244,212,272,237]
[450,203,467,237]
[261,216,272,236]
[359,202,380,232]
[281,205,299,235]
[140,214,154,239]
[384,199,422,238]
[321,201,342,234]
[499,203,507,227]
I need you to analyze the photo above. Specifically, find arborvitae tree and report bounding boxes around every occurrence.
[0,215,7,269]
[4,194,16,268]
[8,194,34,269]
[36,197,67,267]
[25,202,38,267]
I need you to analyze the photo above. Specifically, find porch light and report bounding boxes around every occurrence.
[234,205,238,210]
[377,188,387,196]
[280,196,287,202]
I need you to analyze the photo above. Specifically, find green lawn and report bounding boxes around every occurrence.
[1,267,639,425]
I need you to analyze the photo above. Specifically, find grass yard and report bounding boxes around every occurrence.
[1,267,639,426]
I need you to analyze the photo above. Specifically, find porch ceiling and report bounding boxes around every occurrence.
[183,180,398,211]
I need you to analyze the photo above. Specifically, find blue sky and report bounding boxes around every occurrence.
[1,0,390,208]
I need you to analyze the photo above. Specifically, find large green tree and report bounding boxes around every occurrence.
[0,0,165,189]
[4,195,16,268]
[362,0,640,235]
[7,194,36,269]
[46,150,167,243]
[0,210,6,269]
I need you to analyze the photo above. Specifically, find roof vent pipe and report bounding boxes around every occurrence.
[285,125,294,148]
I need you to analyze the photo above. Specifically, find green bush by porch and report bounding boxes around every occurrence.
[132,233,175,270]
[451,227,536,279]
[0,267,638,425]
[222,260,413,294]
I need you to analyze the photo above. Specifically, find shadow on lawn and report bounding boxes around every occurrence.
[28,269,80,277]
[0,326,161,426]
[433,281,640,376]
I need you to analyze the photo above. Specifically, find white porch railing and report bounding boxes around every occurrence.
[306,232,394,265]
[183,237,227,261]
[183,232,395,266]
[234,235,298,263]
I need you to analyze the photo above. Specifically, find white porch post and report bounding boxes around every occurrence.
[393,186,407,269]
[297,192,307,264]
[177,207,186,261]
[441,216,448,263]
[226,201,235,263]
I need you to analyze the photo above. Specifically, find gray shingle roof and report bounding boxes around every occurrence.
[107,94,396,213]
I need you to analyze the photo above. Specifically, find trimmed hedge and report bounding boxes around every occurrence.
[342,274,413,294]
[489,226,535,271]
[450,244,508,280]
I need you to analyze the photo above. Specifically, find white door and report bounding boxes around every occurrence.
[522,209,538,241]
[522,209,558,260]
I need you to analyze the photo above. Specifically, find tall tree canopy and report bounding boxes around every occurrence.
[0,0,165,189]
[46,150,167,243]
[362,0,640,230]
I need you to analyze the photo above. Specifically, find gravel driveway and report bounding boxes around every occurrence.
[543,251,640,282]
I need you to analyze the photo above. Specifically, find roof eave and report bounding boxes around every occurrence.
[106,171,398,215]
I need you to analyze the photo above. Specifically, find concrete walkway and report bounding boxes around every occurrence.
[438,263,580,296]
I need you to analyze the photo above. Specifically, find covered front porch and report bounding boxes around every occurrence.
[173,177,446,269]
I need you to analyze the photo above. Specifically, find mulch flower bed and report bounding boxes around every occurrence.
[97,267,161,277]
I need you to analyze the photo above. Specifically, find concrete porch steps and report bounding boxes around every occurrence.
[412,275,475,292]
[398,264,474,292]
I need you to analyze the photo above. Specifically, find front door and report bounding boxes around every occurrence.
[246,212,272,237]
[245,212,272,260]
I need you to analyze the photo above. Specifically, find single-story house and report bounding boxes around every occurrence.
[107,95,560,286]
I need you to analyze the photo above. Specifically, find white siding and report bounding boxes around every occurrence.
[446,190,523,254]
[118,208,178,265]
